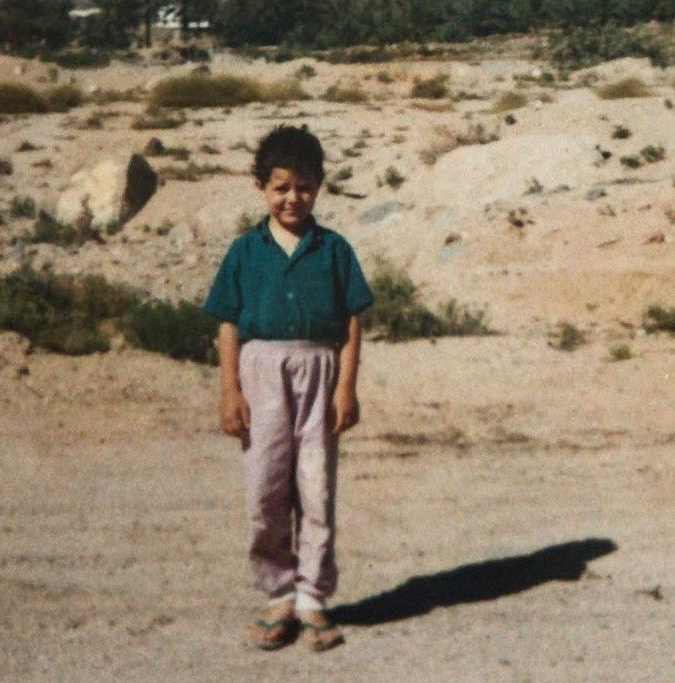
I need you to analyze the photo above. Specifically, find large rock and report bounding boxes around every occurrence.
[56,154,158,229]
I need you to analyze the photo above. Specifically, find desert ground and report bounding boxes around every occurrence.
[1,35,674,682]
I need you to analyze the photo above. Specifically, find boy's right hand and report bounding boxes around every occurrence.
[220,389,251,437]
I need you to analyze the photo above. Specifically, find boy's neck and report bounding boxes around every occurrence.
[269,215,312,239]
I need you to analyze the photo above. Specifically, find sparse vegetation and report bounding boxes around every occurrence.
[47,49,111,69]
[149,74,307,109]
[643,305,675,333]
[158,162,236,182]
[640,144,666,163]
[323,83,367,103]
[620,145,666,169]
[16,140,41,152]
[362,266,491,342]
[25,210,101,247]
[10,196,36,220]
[132,107,186,130]
[620,154,642,169]
[550,322,585,351]
[295,64,317,79]
[612,125,632,139]
[0,82,84,114]
[609,343,632,361]
[0,267,219,362]
[545,23,672,70]
[43,84,84,112]
[597,78,651,100]
[492,91,527,113]
[410,75,448,100]
[384,165,405,189]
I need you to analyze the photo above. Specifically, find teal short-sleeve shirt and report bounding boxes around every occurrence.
[203,216,374,344]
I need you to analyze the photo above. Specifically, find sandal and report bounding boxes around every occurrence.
[298,619,345,652]
[248,606,297,650]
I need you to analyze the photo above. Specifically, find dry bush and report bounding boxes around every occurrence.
[323,83,367,103]
[0,82,83,113]
[158,162,236,182]
[410,100,455,113]
[420,123,499,165]
[596,78,650,99]
[132,107,186,130]
[410,75,449,99]
[492,91,528,113]
[149,74,307,108]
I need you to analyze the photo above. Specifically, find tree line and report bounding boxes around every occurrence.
[1,0,674,52]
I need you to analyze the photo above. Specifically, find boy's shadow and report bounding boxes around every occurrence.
[328,537,617,626]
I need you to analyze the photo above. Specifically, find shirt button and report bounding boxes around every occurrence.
[286,291,294,300]
[287,325,293,332]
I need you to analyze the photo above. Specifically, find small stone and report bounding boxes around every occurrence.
[504,114,517,125]
[585,187,607,201]
[17,365,30,377]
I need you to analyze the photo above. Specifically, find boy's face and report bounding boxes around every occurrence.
[256,167,320,234]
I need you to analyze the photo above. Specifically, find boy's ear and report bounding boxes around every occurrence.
[254,178,264,191]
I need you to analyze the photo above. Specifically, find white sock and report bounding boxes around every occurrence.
[267,591,295,608]
[296,591,325,612]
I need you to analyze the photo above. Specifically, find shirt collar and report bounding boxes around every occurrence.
[259,214,321,246]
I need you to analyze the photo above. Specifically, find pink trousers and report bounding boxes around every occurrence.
[238,339,340,600]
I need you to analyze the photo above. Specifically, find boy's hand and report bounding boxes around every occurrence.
[331,385,360,434]
[220,389,251,437]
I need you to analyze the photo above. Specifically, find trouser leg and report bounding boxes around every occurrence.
[239,343,296,598]
[288,347,340,600]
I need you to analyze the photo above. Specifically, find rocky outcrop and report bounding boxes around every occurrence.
[56,154,158,230]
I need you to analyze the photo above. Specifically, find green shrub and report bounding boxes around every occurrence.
[323,83,367,103]
[45,49,111,69]
[620,154,642,169]
[384,165,405,189]
[410,76,448,99]
[148,74,307,109]
[362,267,491,341]
[640,144,666,163]
[597,78,650,100]
[550,322,585,351]
[609,343,632,361]
[10,196,36,219]
[0,268,126,355]
[0,267,220,362]
[643,305,675,333]
[546,23,671,70]
[0,83,47,113]
[612,125,631,139]
[127,300,219,364]
[26,210,101,247]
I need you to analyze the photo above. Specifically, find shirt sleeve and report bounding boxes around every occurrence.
[337,240,374,315]
[202,241,243,322]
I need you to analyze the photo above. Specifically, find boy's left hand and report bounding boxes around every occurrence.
[331,385,360,434]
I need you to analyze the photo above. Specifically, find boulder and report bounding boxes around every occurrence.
[56,154,158,229]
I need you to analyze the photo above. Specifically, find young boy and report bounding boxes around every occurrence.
[203,125,373,651]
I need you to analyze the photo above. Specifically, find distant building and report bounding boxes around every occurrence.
[155,4,211,32]
[69,0,101,17]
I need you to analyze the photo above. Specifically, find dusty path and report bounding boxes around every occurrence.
[1,340,673,683]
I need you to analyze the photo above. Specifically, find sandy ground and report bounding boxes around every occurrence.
[1,36,675,682]
[1,333,673,682]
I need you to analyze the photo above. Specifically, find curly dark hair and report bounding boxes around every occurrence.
[252,125,325,186]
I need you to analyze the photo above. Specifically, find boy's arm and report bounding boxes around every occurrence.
[332,314,362,434]
[218,321,250,437]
